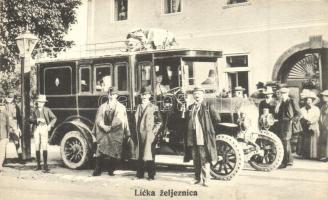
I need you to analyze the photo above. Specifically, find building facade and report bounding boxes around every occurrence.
[86,0,328,95]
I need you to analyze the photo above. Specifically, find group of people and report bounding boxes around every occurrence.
[1,82,328,186]
[257,85,328,168]
[0,88,57,174]
[91,86,219,187]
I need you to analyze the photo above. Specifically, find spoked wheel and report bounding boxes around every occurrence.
[210,134,244,181]
[249,131,284,171]
[60,131,91,169]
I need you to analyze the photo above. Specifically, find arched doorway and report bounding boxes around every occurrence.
[272,36,328,97]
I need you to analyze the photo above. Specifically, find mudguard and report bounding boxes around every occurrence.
[49,116,96,150]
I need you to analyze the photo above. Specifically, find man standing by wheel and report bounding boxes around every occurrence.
[134,87,162,180]
[184,86,221,187]
[30,95,57,173]
[276,87,301,168]
[92,87,130,176]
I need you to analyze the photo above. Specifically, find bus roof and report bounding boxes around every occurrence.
[35,48,222,64]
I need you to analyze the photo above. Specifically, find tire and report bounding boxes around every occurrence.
[210,134,244,181]
[60,131,91,169]
[249,131,284,171]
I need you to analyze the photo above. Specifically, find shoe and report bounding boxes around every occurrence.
[287,163,293,167]
[194,180,201,184]
[42,167,50,173]
[108,171,115,176]
[18,153,25,164]
[147,177,155,181]
[43,151,49,173]
[278,164,287,169]
[202,183,208,187]
[35,151,41,171]
[92,157,102,176]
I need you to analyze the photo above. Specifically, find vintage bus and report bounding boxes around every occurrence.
[36,48,282,180]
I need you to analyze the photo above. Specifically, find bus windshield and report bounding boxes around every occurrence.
[182,61,218,92]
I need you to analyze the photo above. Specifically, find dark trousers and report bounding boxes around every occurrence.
[192,145,210,183]
[136,159,156,178]
[107,156,119,173]
[279,119,294,166]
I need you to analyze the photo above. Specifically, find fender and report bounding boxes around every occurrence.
[49,116,96,149]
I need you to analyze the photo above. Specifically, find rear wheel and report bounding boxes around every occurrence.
[60,131,91,169]
[249,131,284,171]
[210,134,244,181]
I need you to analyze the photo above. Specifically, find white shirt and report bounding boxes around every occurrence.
[192,103,204,145]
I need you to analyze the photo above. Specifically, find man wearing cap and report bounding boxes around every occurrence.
[5,90,24,164]
[319,90,328,161]
[184,86,220,186]
[30,95,57,172]
[92,87,130,176]
[276,87,301,168]
[234,86,245,98]
[0,88,10,173]
[134,87,162,180]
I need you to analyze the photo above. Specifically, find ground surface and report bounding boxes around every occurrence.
[0,157,327,200]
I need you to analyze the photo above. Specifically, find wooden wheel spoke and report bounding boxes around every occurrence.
[223,164,228,174]
[226,162,233,170]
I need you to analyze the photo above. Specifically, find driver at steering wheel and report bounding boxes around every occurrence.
[154,72,169,96]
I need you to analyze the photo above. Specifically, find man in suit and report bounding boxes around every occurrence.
[30,95,57,172]
[134,87,162,180]
[92,87,130,176]
[185,86,221,187]
[5,90,24,164]
[0,88,10,173]
[276,87,301,168]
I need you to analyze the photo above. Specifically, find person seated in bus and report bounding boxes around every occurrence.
[165,66,179,89]
[81,80,88,92]
[154,72,169,96]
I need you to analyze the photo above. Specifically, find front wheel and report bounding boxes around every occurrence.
[60,131,91,169]
[210,134,244,181]
[249,131,284,171]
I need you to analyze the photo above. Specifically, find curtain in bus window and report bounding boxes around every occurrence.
[44,67,72,95]
[117,65,127,91]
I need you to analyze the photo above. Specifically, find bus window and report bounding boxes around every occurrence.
[95,64,112,92]
[44,66,72,95]
[80,67,91,93]
[115,63,128,91]
[183,61,218,91]
[136,62,152,91]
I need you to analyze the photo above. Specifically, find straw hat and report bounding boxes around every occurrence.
[193,86,205,93]
[35,95,48,102]
[321,90,328,96]
[301,90,317,100]
[140,86,152,95]
[235,86,245,91]
[279,87,289,94]
[263,86,274,95]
